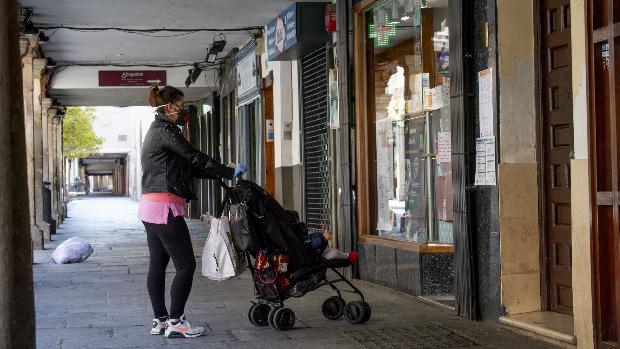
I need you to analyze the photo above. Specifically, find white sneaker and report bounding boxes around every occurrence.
[164,315,205,338]
[151,317,168,335]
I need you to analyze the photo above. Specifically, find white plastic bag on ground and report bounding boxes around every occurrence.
[50,237,94,264]
[202,216,245,281]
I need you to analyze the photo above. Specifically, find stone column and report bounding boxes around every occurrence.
[21,36,43,249]
[41,99,54,234]
[33,58,51,241]
[0,0,37,346]
[42,98,52,184]
[57,116,66,221]
[48,108,58,228]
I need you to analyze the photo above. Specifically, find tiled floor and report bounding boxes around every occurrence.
[34,195,560,349]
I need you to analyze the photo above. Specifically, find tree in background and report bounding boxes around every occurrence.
[63,107,104,160]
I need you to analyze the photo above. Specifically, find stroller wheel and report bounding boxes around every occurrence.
[322,296,345,320]
[272,307,295,331]
[268,306,278,329]
[344,301,372,324]
[248,303,271,327]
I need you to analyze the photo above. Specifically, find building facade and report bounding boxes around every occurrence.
[17,1,607,347]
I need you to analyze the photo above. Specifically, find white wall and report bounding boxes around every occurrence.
[259,36,301,169]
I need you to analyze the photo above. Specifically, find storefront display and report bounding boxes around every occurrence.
[365,0,453,244]
[235,41,264,185]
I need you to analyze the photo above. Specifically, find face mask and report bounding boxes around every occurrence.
[155,104,190,126]
[175,106,190,126]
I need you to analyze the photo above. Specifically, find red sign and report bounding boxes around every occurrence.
[98,70,167,87]
[325,4,336,33]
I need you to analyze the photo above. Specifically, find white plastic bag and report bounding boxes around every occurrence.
[202,216,245,281]
[50,237,94,264]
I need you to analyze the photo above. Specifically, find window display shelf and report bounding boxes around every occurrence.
[359,234,454,253]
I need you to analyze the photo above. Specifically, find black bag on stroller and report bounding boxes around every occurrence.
[228,180,314,274]
[228,202,260,252]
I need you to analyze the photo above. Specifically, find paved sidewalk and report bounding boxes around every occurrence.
[34,195,559,349]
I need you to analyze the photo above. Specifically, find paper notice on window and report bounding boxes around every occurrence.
[478,68,494,138]
[475,138,486,185]
[485,137,496,185]
[375,118,395,232]
[437,132,451,163]
[475,136,496,186]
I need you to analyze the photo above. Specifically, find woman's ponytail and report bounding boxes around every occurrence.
[148,85,166,108]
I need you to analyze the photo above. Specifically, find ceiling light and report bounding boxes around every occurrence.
[206,40,226,63]
[22,8,33,25]
[185,69,193,88]
[185,64,203,87]
[206,52,218,63]
[190,64,203,83]
[401,15,411,21]
[38,31,49,44]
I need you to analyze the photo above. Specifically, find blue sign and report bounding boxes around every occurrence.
[266,3,298,61]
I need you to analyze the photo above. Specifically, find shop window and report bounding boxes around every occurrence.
[364,0,452,244]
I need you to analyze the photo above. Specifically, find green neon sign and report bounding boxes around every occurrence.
[368,14,397,47]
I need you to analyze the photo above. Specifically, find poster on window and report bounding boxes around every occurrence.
[437,132,451,163]
[474,136,496,186]
[478,68,494,138]
[375,118,394,233]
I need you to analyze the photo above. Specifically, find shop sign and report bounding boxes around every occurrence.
[235,41,259,105]
[98,70,166,86]
[368,13,397,47]
[325,4,336,32]
[266,2,329,61]
[266,3,298,61]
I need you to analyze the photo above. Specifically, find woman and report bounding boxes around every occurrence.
[139,86,247,338]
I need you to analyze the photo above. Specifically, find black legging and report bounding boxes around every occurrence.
[143,211,196,319]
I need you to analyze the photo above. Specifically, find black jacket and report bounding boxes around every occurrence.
[141,111,234,201]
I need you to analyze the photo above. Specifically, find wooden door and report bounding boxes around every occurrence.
[589,0,620,346]
[540,0,573,314]
[263,81,275,197]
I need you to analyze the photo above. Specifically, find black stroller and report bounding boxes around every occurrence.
[217,179,371,331]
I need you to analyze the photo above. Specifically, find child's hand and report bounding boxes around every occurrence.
[322,230,332,242]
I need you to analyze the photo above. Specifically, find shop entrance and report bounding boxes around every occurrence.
[538,0,573,315]
[588,0,620,346]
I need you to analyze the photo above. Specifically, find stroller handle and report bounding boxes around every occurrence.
[215,176,241,218]
[216,179,231,191]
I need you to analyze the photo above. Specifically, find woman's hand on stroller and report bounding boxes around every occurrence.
[233,163,249,178]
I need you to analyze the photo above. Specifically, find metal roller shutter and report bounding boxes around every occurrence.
[301,46,330,235]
